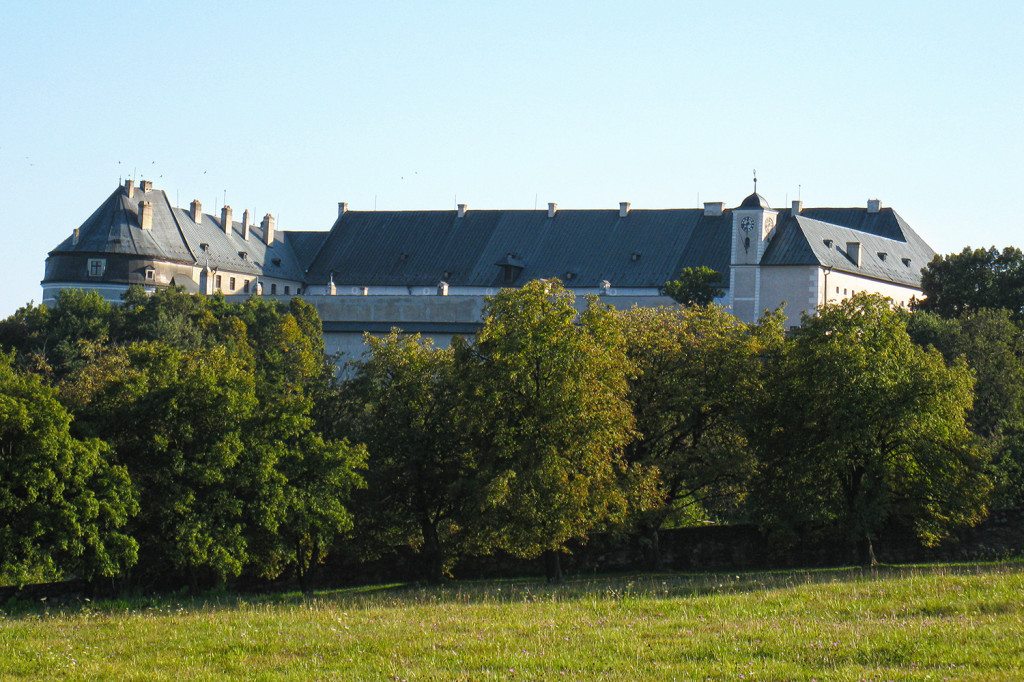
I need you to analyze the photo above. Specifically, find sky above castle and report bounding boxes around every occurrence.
[1,1,1021,315]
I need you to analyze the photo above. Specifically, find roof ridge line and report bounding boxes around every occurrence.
[161,191,199,264]
[120,194,140,255]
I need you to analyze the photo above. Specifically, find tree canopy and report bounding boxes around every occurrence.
[662,266,725,306]
[621,304,783,563]
[916,246,1024,319]
[0,353,137,586]
[752,294,990,564]
[462,280,639,580]
[343,331,472,582]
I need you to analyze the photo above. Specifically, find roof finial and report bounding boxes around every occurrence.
[753,169,758,194]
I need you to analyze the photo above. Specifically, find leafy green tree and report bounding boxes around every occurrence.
[462,280,637,581]
[752,294,990,564]
[663,266,725,306]
[64,340,257,587]
[344,331,473,582]
[916,246,1024,318]
[620,304,783,565]
[0,289,115,379]
[909,308,1024,508]
[0,354,137,586]
[225,299,366,589]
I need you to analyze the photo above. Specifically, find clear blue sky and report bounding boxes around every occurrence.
[1,1,1021,315]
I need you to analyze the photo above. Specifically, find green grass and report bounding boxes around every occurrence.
[2,563,1024,680]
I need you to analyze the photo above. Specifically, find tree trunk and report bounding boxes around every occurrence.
[544,550,563,584]
[420,518,445,584]
[858,533,878,567]
[296,541,309,594]
[645,523,664,570]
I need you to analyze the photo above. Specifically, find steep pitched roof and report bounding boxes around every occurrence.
[51,184,308,282]
[761,207,935,287]
[51,187,195,263]
[171,206,307,282]
[304,209,733,289]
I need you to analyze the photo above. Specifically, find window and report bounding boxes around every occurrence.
[844,289,848,295]
[284,285,290,295]
[215,275,222,289]
[243,280,250,294]
[144,268,155,281]
[87,258,106,277]
[229,277,236,290]
[835,286,839,294]
[271,283,277,295]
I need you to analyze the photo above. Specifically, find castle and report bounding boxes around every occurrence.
[44,179,935,361]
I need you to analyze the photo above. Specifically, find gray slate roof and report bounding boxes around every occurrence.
[304,209,732,288]
[51,184,936,292]
[761,207,935,287]
[51,185,308,282]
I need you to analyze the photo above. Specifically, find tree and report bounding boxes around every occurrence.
[0,354,137,586]
[60,292,366,590]
[0,289,115,380]
[751,294,990,564]
[663,267,725,306]
[916,247,1024,319]
[226,299,366,589]
[63,340,258,588]
[462,280,637,581]
[344,331,473,582]
[620,304,783,566]
[909,308,1024,508]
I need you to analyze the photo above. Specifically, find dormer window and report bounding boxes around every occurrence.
[495,253,525,284]
[239,251,248,261]
[902,257,912,266]
[565,271,576,281]
[271,257,282,266]
[877,252,887,261]
[144,267,155,282]
[823,239,834,248]
[631,252,641,262]
[87,258,106,277]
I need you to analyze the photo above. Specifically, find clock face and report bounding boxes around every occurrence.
[740,216,755,233]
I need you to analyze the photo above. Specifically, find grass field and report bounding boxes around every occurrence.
[2,563,1023,680]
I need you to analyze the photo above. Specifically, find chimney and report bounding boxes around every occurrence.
[338,202,349,217]
[619,202,631,218]
[242,209,251,240]
[360,286,369,296]
[867,198,882,213]
[792,200,803,214]
[138,201,153,229]
[125,179,135,198]
[261,213,276,246]
[847,241,862,267]
[457,203,468,218]
[140,179,153,192]
[547,202,558,218]
[221,206,233,235]
[703,202,724,217]
[438,281,449,296]
[190,199,202,223]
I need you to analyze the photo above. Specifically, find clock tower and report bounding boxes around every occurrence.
[729,177,779,322]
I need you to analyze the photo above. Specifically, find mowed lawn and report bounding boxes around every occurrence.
[2,563,1024,680]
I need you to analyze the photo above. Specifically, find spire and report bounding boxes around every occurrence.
[753,168,757,195]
